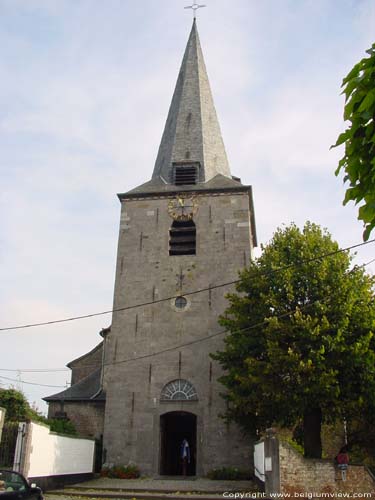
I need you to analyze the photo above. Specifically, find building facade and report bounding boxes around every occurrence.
[44,336,106,440]
[45,20,257,476]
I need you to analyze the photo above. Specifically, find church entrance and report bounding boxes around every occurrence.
[159,411,197,476]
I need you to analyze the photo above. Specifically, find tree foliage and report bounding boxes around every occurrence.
[0,388,36,422]
[47,418,77,436]
[212,222,375,458]
[0,388,76,435]
[333,43,375,240]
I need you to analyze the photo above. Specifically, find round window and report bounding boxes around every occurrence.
[175,296,187,309]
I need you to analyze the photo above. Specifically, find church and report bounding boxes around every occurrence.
[45,19,257,476]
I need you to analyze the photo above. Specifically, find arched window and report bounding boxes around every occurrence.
[169,220,196,256]
[161,379,198,401]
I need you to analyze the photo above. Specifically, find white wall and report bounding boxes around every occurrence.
[0,407,5,442]
[254,441,265,482]
[25,422,95,478]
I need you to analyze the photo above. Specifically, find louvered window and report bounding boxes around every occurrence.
[172,163,199,185]
[169,220,196,256]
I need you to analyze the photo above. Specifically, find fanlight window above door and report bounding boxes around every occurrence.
[161,379,198,401]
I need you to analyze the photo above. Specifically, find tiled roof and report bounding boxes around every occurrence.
[43,368,105,402]
[119,174,249,199]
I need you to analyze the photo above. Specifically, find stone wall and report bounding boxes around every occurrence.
[68,342,103,385]
[48,401,105,439]
[0,407,5,442]
[103,190,255,475]
[280,440,375,496]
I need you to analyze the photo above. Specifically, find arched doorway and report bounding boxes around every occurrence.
[160,411,197,476]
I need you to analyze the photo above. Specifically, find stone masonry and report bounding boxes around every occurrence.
[47,400,104,439]
[68,342,103,386]
[279,440,375,495]
[102,189,255,475]
[44,340,106,439]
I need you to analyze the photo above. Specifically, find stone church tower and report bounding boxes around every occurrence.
[45,20,257,476]
[102,20,257,475]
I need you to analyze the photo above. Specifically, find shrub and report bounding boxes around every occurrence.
[47,418,77,436]
[101,464,140,479]
[207,466,251,480]
[284,437,304,456]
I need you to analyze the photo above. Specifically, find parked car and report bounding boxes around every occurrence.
[0,470,43,500]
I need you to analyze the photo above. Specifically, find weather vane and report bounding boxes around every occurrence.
[184,1,206,19]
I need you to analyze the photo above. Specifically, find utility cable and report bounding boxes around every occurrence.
[95,257,375,369]
[0,375,67,389]
[7,257,374,388]
[0,238,374,333]
[0,368,69,373]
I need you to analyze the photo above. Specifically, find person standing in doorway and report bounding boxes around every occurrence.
[180,438,190,476]
[336,446,349,481]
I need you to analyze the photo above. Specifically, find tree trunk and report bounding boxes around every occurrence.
[303,407,322,458]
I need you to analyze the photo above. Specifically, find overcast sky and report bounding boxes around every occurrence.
[1,0,375,413]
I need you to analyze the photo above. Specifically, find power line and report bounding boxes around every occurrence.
[3,257,374,385]
[0,375,67,389]
[98,257,375,369]
[0,368,69,373]
[1,238,374,333]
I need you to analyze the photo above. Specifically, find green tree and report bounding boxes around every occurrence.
[212,222,375,458]
[0,388,76,436]
[0,388,36,422]
[333,43,375,241]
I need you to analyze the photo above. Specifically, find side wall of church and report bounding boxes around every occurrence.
[103,190,254,475]
[48,401,105,439]
[69,343,103,386]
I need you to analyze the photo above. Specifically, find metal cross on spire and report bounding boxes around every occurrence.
[184,1,206,19]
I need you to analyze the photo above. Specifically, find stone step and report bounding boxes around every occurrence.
[46,490,258,500]
[47,483,261,500]
[59,485,259,494]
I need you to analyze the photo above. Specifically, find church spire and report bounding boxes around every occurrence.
[152,20,231,185]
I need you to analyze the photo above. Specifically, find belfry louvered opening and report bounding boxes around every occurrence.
[169,220,196,256]
[172,163,199,185]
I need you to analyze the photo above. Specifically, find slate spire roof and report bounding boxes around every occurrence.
[152,19,231,184]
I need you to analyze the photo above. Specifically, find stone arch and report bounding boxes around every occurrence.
[160,411,197,475]
[160,379,198,401]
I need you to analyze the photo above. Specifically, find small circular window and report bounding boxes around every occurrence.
[175,296,187,309]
